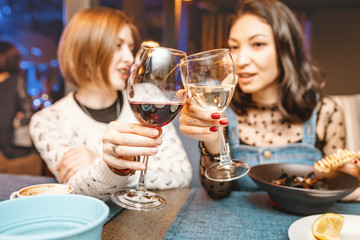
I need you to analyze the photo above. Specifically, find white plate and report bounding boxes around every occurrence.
[288,214,360,240]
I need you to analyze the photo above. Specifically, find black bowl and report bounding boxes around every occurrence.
[248,163,360,215]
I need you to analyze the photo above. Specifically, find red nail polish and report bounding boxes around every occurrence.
[210,127,218,132]
[354,159,358,164]
[211,113,221,119]
[219,119,229,125]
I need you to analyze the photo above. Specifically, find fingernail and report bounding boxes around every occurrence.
[139,164,146,171]
[219,119,229,125]
[211,113,221,119]
[155,138,162,145]
[210,127,218,132]
[354,159,358,164]
[151,129,159,137]
[150,147,158,153]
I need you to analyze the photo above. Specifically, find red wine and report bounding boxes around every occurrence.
[130,102,184,127]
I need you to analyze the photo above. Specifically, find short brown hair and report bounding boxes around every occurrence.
[58,7,140,88]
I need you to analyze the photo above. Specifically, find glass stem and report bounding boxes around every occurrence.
[135,156,148,192]
[218,126,230,166]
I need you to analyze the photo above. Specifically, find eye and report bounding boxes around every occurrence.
[116,39,124,49]
[129,44,134,52]
[116,42,122,49]
[228,45,239,52]
[253,42,266,48]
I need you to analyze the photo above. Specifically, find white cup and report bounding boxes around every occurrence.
[10,183,73,199]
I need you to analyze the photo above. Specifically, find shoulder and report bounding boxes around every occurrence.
[30,92,77,125]
[316,96,345,140]
[317,96,343,119]
[35,93,75,114]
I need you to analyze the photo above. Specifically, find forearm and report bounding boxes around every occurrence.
[203,139,221,155]
[199,141,233,198]
[67,158,128,201]
[30,117,68,178]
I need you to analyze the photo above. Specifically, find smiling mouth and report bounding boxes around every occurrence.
[237,72,255,84]
[239,73,255,78]
[119,69,129,75]
[118,69,130,79]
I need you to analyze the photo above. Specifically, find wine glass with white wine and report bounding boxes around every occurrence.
[181,48,250,182]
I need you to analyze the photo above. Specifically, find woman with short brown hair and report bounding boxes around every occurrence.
[30,7,192,200]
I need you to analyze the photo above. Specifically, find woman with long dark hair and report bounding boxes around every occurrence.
[179,0,356,199]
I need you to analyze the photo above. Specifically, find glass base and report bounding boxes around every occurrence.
[111,189,167,211]
[205,160,250,182]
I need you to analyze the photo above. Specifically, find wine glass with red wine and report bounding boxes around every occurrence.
[111,46,187,211]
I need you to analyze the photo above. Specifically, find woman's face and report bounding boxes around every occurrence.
[108,24,135,90]
[228,14,279,102]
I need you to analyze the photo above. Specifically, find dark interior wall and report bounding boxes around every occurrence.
[311,8,360,95]
[281,0,360,95]
[183,0,360,95]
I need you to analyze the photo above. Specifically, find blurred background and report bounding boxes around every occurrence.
[0,0,359,111]
[1,0,359,186]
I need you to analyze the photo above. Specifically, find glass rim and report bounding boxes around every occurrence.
[183,48,230,62]
[140,45,187,57]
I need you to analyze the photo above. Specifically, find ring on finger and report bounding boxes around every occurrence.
[187,116,193,125]
[111,144,120,158]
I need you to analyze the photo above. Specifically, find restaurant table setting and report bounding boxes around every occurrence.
[0,173,124,240]
[0,194,109,240]
[0,173,57,201]
[0,173,123,223]
[1,172,360,239]
[164,188,360,240]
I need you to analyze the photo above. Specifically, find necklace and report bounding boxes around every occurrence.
[75,93,121,122]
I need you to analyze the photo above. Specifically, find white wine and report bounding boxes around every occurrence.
[189,84,235,112]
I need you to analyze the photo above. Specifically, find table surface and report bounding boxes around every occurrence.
[0,173,190,240]
[0,173,57,201]
[102,188,191,240]
[1,173,359,240]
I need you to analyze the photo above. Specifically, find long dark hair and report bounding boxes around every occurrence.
[229,0,324,123]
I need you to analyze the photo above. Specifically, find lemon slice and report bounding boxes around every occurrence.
[312,213,344,240]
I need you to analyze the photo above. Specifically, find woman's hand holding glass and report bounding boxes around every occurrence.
[102,121,163,172]
[179,99,226,153]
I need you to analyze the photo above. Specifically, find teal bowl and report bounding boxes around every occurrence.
[0,194,109,240]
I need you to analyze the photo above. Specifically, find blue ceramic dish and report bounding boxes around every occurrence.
[0,194,109,240]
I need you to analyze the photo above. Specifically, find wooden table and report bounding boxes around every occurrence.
[102,188,191,240]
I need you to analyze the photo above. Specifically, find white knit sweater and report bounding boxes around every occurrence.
[29,91,192,201]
